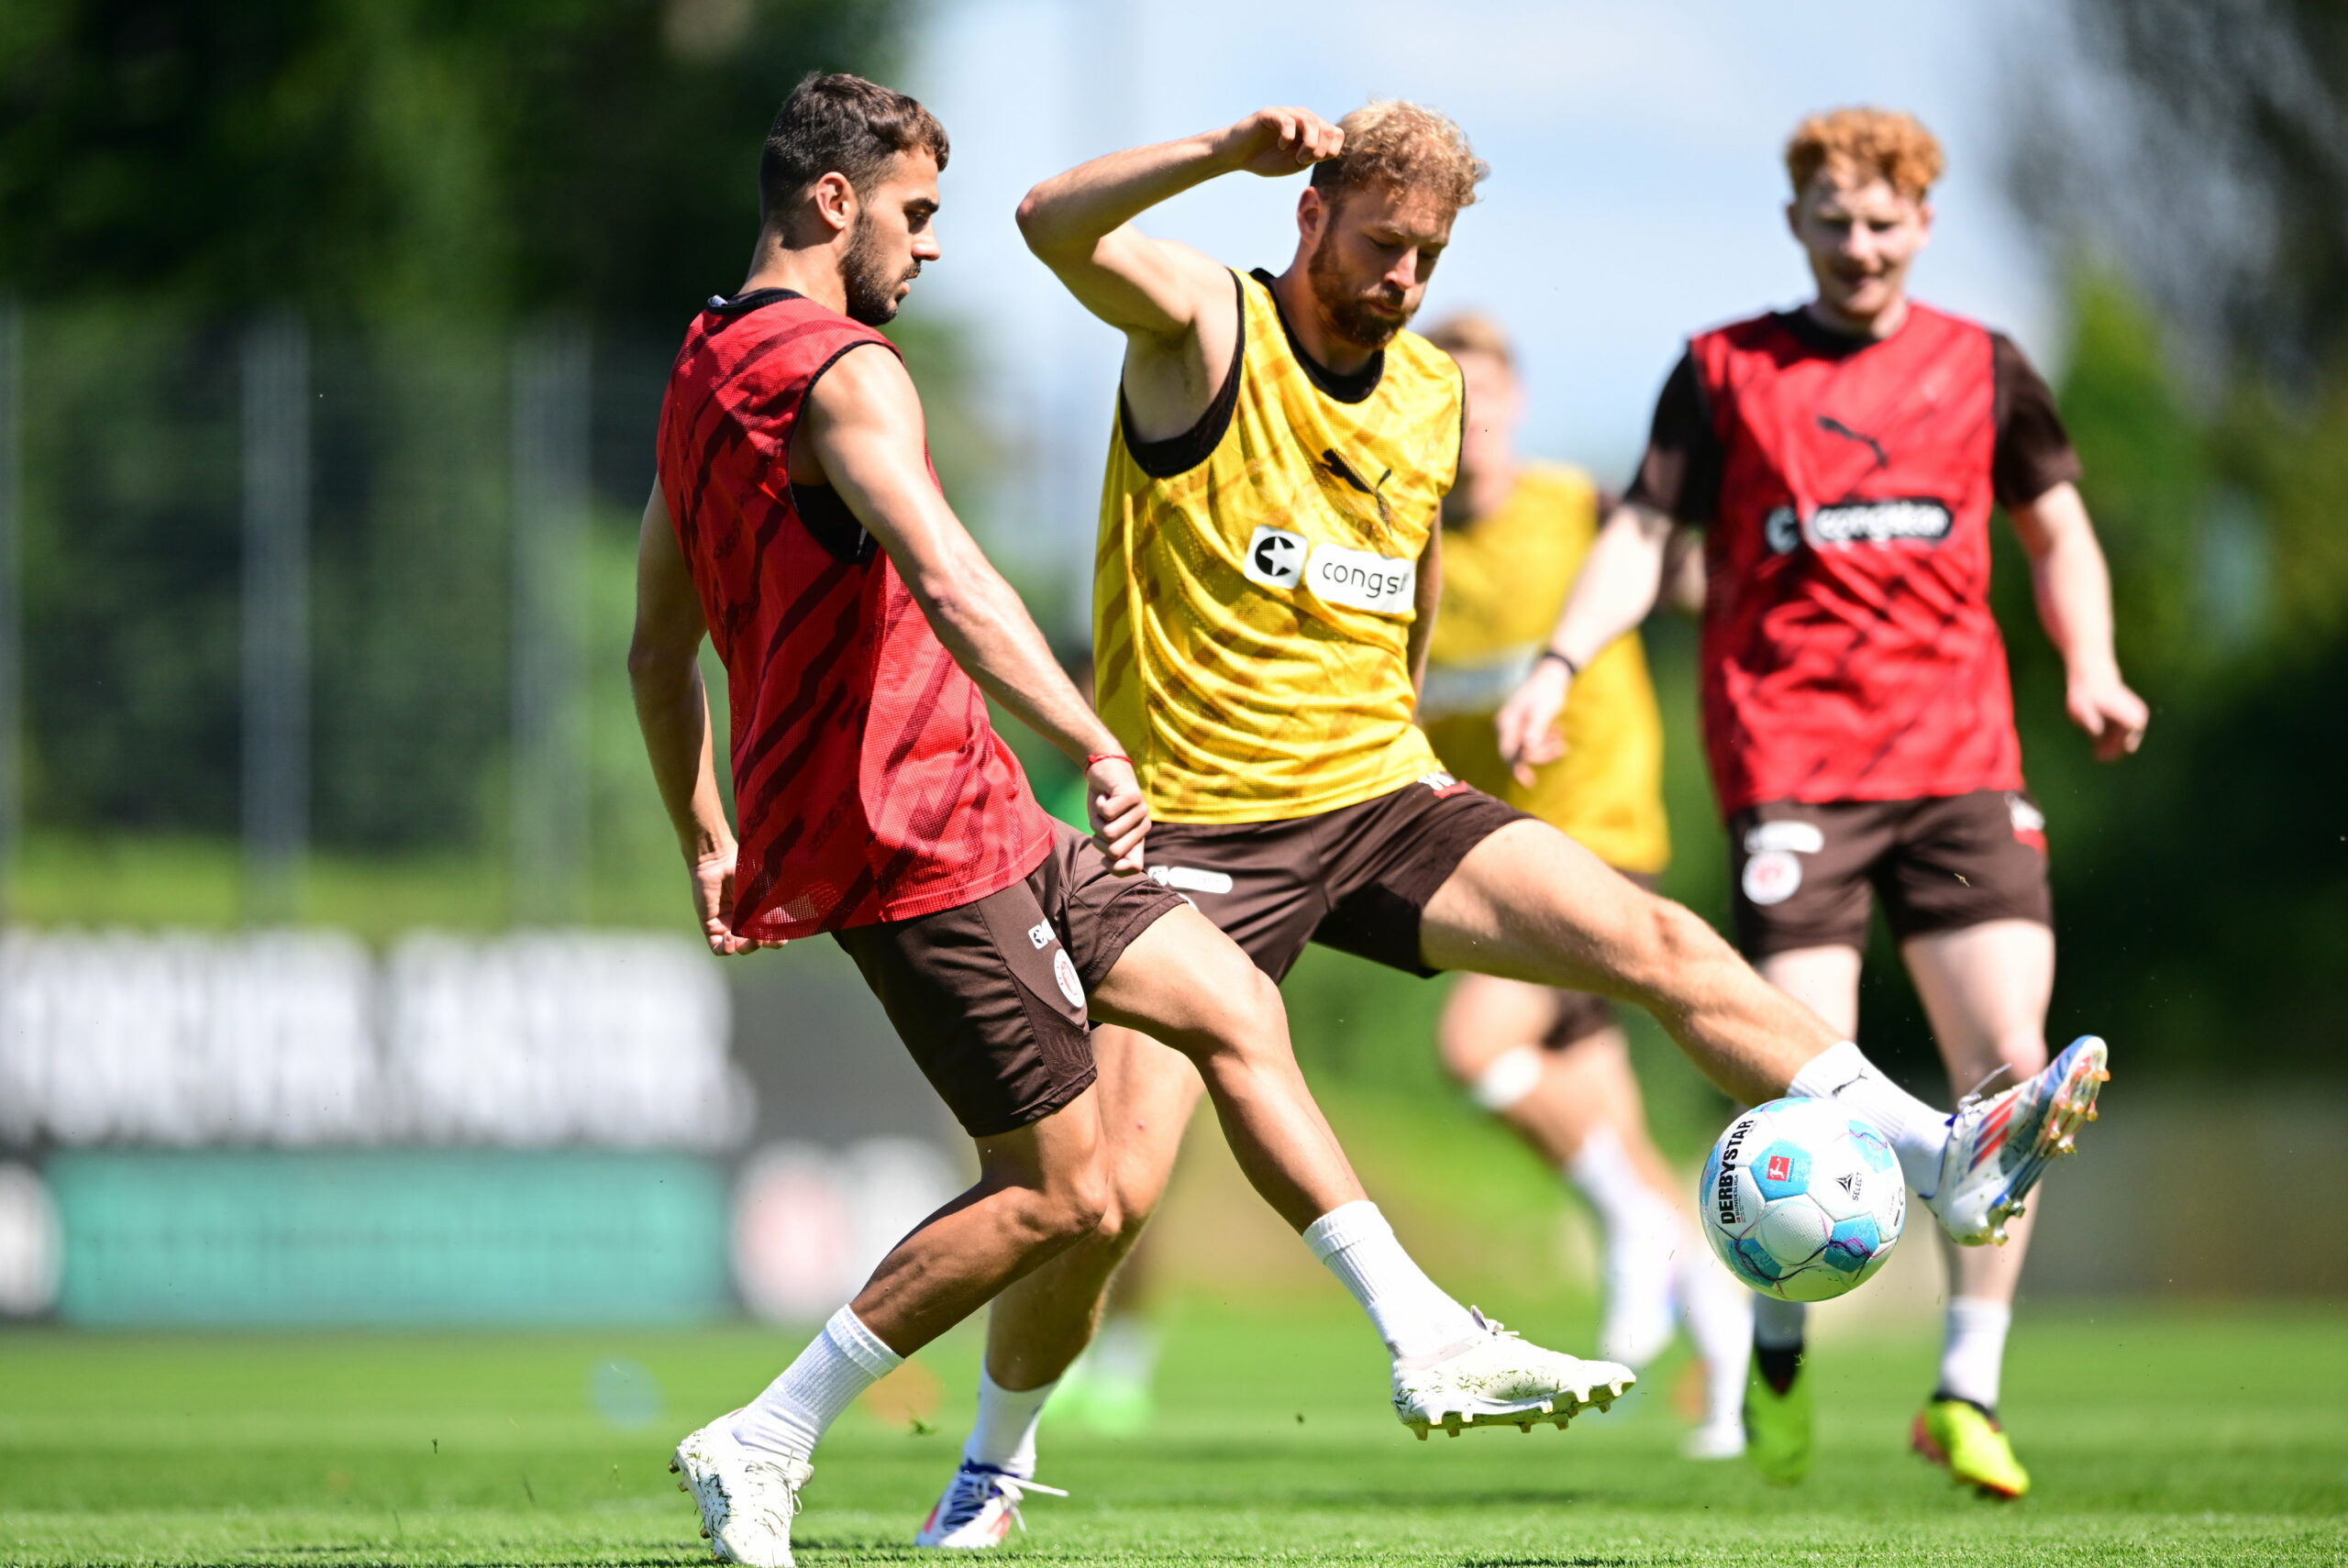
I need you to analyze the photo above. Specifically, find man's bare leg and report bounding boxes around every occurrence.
[1415,819,2043,1235]
[1437,977,1673,1184]
[1905,920,2054,1414]
[984,1027,1203,1391]
[936,903,1641,1528]
[947,1029,1202,1484]
[723,1088,1115,1463]
[1420,822,1846,1102]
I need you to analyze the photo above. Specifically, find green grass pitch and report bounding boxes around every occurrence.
[2,1300,2341,1565]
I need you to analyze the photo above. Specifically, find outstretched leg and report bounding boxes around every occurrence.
[1420,820,2101,1246]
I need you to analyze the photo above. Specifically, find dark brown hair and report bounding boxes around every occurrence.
[759,72,950,222]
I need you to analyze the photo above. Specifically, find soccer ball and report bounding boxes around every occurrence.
[1700,1097,1906,1302]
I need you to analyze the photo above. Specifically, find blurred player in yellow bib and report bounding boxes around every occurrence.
[1418,312,1749,1460]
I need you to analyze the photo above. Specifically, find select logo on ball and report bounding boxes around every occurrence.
[1767,1154,1792,1184]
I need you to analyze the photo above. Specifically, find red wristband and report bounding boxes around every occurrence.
[1086,752,1130,769]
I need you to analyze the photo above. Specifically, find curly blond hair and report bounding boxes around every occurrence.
[1311,99,1488,211]
[1785,107,1944,201]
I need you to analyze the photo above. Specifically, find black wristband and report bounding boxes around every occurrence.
[1537,648,1582,678]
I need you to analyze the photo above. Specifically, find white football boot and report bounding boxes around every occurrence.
[1391,1309,1634,1439]
[914,1462,1068,1550]
[670,1411,810,1567]
[1925,1035,2110,1246]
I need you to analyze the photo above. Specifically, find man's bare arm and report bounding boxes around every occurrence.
[627,487,771,954]
[804,347,1148,869]
[1492,501,1674,783]
[2008,480,2147,761]
[1016,107,1343,340]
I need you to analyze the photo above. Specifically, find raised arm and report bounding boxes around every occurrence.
[629,486,772,955]
[1016,107,1343,340]
[803,345,1148,869]
[2008,480,2147,761]
[1491,501,1674,785]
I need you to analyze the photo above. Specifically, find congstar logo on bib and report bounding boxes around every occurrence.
[1240,525,1416,615]
[1764,499,1955,555]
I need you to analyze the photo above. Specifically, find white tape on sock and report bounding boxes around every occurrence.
[1469,1045,1547,1112]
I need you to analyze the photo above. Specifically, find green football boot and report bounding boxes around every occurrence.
[1912,1397,2030,1498]
[1743,1354,1812,1485]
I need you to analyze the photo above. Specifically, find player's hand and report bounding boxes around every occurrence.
[1086,755,1151,875]
[688,845,782,956]
[2066,664,2148,761]
[1494,658,1572,787]
[1217,107,1344,178]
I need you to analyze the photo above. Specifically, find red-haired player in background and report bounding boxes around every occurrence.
[1499,106,2142,1498]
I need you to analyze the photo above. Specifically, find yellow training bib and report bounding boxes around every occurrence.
[1093,269,1457,823]
[1419,463,1670,874]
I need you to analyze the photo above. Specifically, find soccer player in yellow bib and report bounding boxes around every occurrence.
[914,101,2109,1547]
[1418,311,1750,1461]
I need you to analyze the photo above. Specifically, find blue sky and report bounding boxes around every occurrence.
[902,0,2075,573]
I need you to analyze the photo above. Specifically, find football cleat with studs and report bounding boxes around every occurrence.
[1926,1035,2110,1246]
[914,1462,1069,1550]
[1390,1309,1634,1440]
[1743,1358,1812,1485]
[1913,1397,2030,1499]
[670,1411,810,1567]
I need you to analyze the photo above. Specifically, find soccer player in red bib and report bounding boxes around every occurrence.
[630,74,1628,1568]
[1498,107,2147,1498]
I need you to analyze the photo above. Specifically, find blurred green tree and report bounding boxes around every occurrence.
[0,0,916,328]
[1984,0,2348,1075]
[0,1,933,877]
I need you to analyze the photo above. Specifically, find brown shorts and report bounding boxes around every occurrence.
[1727,790,2053,960]
[833,823,1187,1138]
[1139,776,1530,983]
[1540,870,1660,1046]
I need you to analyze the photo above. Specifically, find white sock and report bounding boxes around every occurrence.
[1788,1040,1950,1195]
[1936,1296,2012,1412]
[962,1366,1056,1478]
[1753,1293,1808,1352]
[732,1305,903,1463]
[1567,1125,1676,1238]
[1677,1235,1754,1430]
[1568,1127,1680,1366]
[1469,1045,1546,1112]
[1304,1199,1480,1359]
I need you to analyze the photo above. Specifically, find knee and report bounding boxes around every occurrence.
[1617,895,1724,999]
[1029,1153,1113,1246]
[1178,962,1288,1062]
